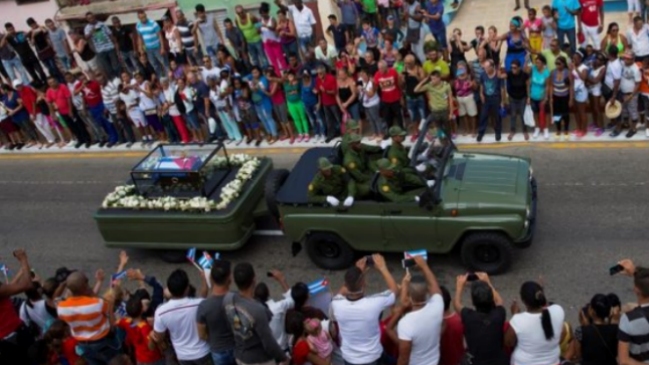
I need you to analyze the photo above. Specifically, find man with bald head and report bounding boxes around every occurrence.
[58,271,122,363]
[374,60,404,130]
[396,255,444,365]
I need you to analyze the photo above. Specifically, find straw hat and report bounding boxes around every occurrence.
[605,100,622,120]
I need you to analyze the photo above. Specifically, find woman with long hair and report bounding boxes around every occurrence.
[277,9,298,59]
[571,49,590,138]
[249,66,278,144]
[549,56,573,139]
[160,77,191,143]
[505,281,566,365]
[336,67,360,123]
[134,71,167,142]
[600,22,628,54]
[284,70,310,141]
[526,54,551,139]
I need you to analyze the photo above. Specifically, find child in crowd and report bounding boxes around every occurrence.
[284,70,310,142]
[235,80,263,146]
[524,8,543,56]
[305,318,333,364]
[117,296,164,365]
[43,320,80,365]
[115,99,136,147]
[541,6,556,49]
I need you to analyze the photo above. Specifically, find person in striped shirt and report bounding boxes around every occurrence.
[136,10,168,78]
[57,271,122,364]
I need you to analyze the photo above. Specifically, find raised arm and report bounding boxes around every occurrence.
[0,250,32,298]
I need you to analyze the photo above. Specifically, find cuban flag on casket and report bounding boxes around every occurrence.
[155,156,202,170]
[306,278,332,316]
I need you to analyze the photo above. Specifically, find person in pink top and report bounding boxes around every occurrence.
[45,77,91,148]
[305,318,333,364]
[524,9,544,55]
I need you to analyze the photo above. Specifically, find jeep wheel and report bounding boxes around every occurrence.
[159,250,187,264]
[305,232,355,270]
[460,232,513,274]
[265,169,290,221]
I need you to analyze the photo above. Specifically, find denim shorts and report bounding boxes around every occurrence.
[185,110,201,130]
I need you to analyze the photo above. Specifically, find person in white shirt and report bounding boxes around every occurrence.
[198,55,222,82]
[603,46,623,129]
[331,254,398,365]
[254,269,294,350]
[152,269,211,364]
[627,17,649,61]
[315,38,338,68]
[208,70,243,144]
[118,72,152,144]
[275,0,316,58]
[615,50,641,138]
[505,281,566,365]
[396,255,444,365]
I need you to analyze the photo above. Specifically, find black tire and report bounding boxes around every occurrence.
[305,232,355,270]
[158,250,188,264]
[265,169,290,221]
[460,232,514,275]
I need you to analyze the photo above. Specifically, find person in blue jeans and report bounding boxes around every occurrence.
[247,66,279,143]
[477,59,505,142]
[551,0,581,54]
[423,0,448,60]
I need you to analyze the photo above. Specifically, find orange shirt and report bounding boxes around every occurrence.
[638,62,649,95]
[57,296,110,341]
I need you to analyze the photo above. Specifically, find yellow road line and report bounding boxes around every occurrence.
[1,141,649,160]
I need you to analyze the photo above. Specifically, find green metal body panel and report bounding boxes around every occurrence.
[279,152,533,252]
[94,158,273,251]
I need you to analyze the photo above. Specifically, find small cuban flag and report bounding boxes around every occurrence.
[404,249,428,260]
[111,270,127,283]
[197,251,214,270]
[307,278,329,295]
[0,264,9,283]
[213,252,221,260]
[186,248,197,262]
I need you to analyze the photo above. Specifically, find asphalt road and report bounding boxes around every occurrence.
[0,144,648,323]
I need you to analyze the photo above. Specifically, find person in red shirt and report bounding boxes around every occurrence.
[374,60,404,129]
[315,64,341,142]
[0,249,35,364]
[74,72,119,147]
[15,80,57,148]
[118,296,164,365]
[45,76,91,148]
[579,0,604,50]
[439,286,465,365]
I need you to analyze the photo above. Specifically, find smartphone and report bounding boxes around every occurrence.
[266,271,274,278]
[365,255,374,266]
[467,272,479,282]
[609,264,624,276]
[402,258,416,269]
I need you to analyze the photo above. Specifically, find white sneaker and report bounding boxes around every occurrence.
[66,140,76,147]
[533,128,540,139]
[543,129,550,140]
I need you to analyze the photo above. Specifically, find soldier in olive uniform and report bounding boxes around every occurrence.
[386,126,416,172]
[343,133,382,185]
[308,157,356,207]
[376,158,435,203]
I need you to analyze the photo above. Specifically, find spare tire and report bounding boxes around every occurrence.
[265,169,290,221]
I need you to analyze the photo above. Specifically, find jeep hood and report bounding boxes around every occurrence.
[443,153,529,207]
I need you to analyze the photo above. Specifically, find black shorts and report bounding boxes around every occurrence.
[169,51,188,65]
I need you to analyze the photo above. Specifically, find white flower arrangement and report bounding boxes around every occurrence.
[101,154,262,213]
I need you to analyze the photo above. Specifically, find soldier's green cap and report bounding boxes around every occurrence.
[376,158,396,171]
[318,157,333,170]
[346,119,360,130]
[348,133,362,143]
[388,126,407,137]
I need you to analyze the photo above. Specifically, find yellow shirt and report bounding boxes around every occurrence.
[423,59,450,77]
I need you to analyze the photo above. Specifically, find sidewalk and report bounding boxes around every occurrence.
[2,128,649,155]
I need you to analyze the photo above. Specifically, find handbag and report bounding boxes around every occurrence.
[524,104,536,127]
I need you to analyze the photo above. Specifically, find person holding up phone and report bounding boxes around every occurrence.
[453,272,508,365]
[615,259,649,365]
[0,249,34,363]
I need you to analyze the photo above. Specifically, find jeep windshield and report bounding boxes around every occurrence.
[408,121,457,204]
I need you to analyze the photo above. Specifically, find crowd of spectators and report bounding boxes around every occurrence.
[2,0,649,150]
[1,248,649,365]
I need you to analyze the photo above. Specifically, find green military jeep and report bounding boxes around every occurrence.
[265,136,537,274]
